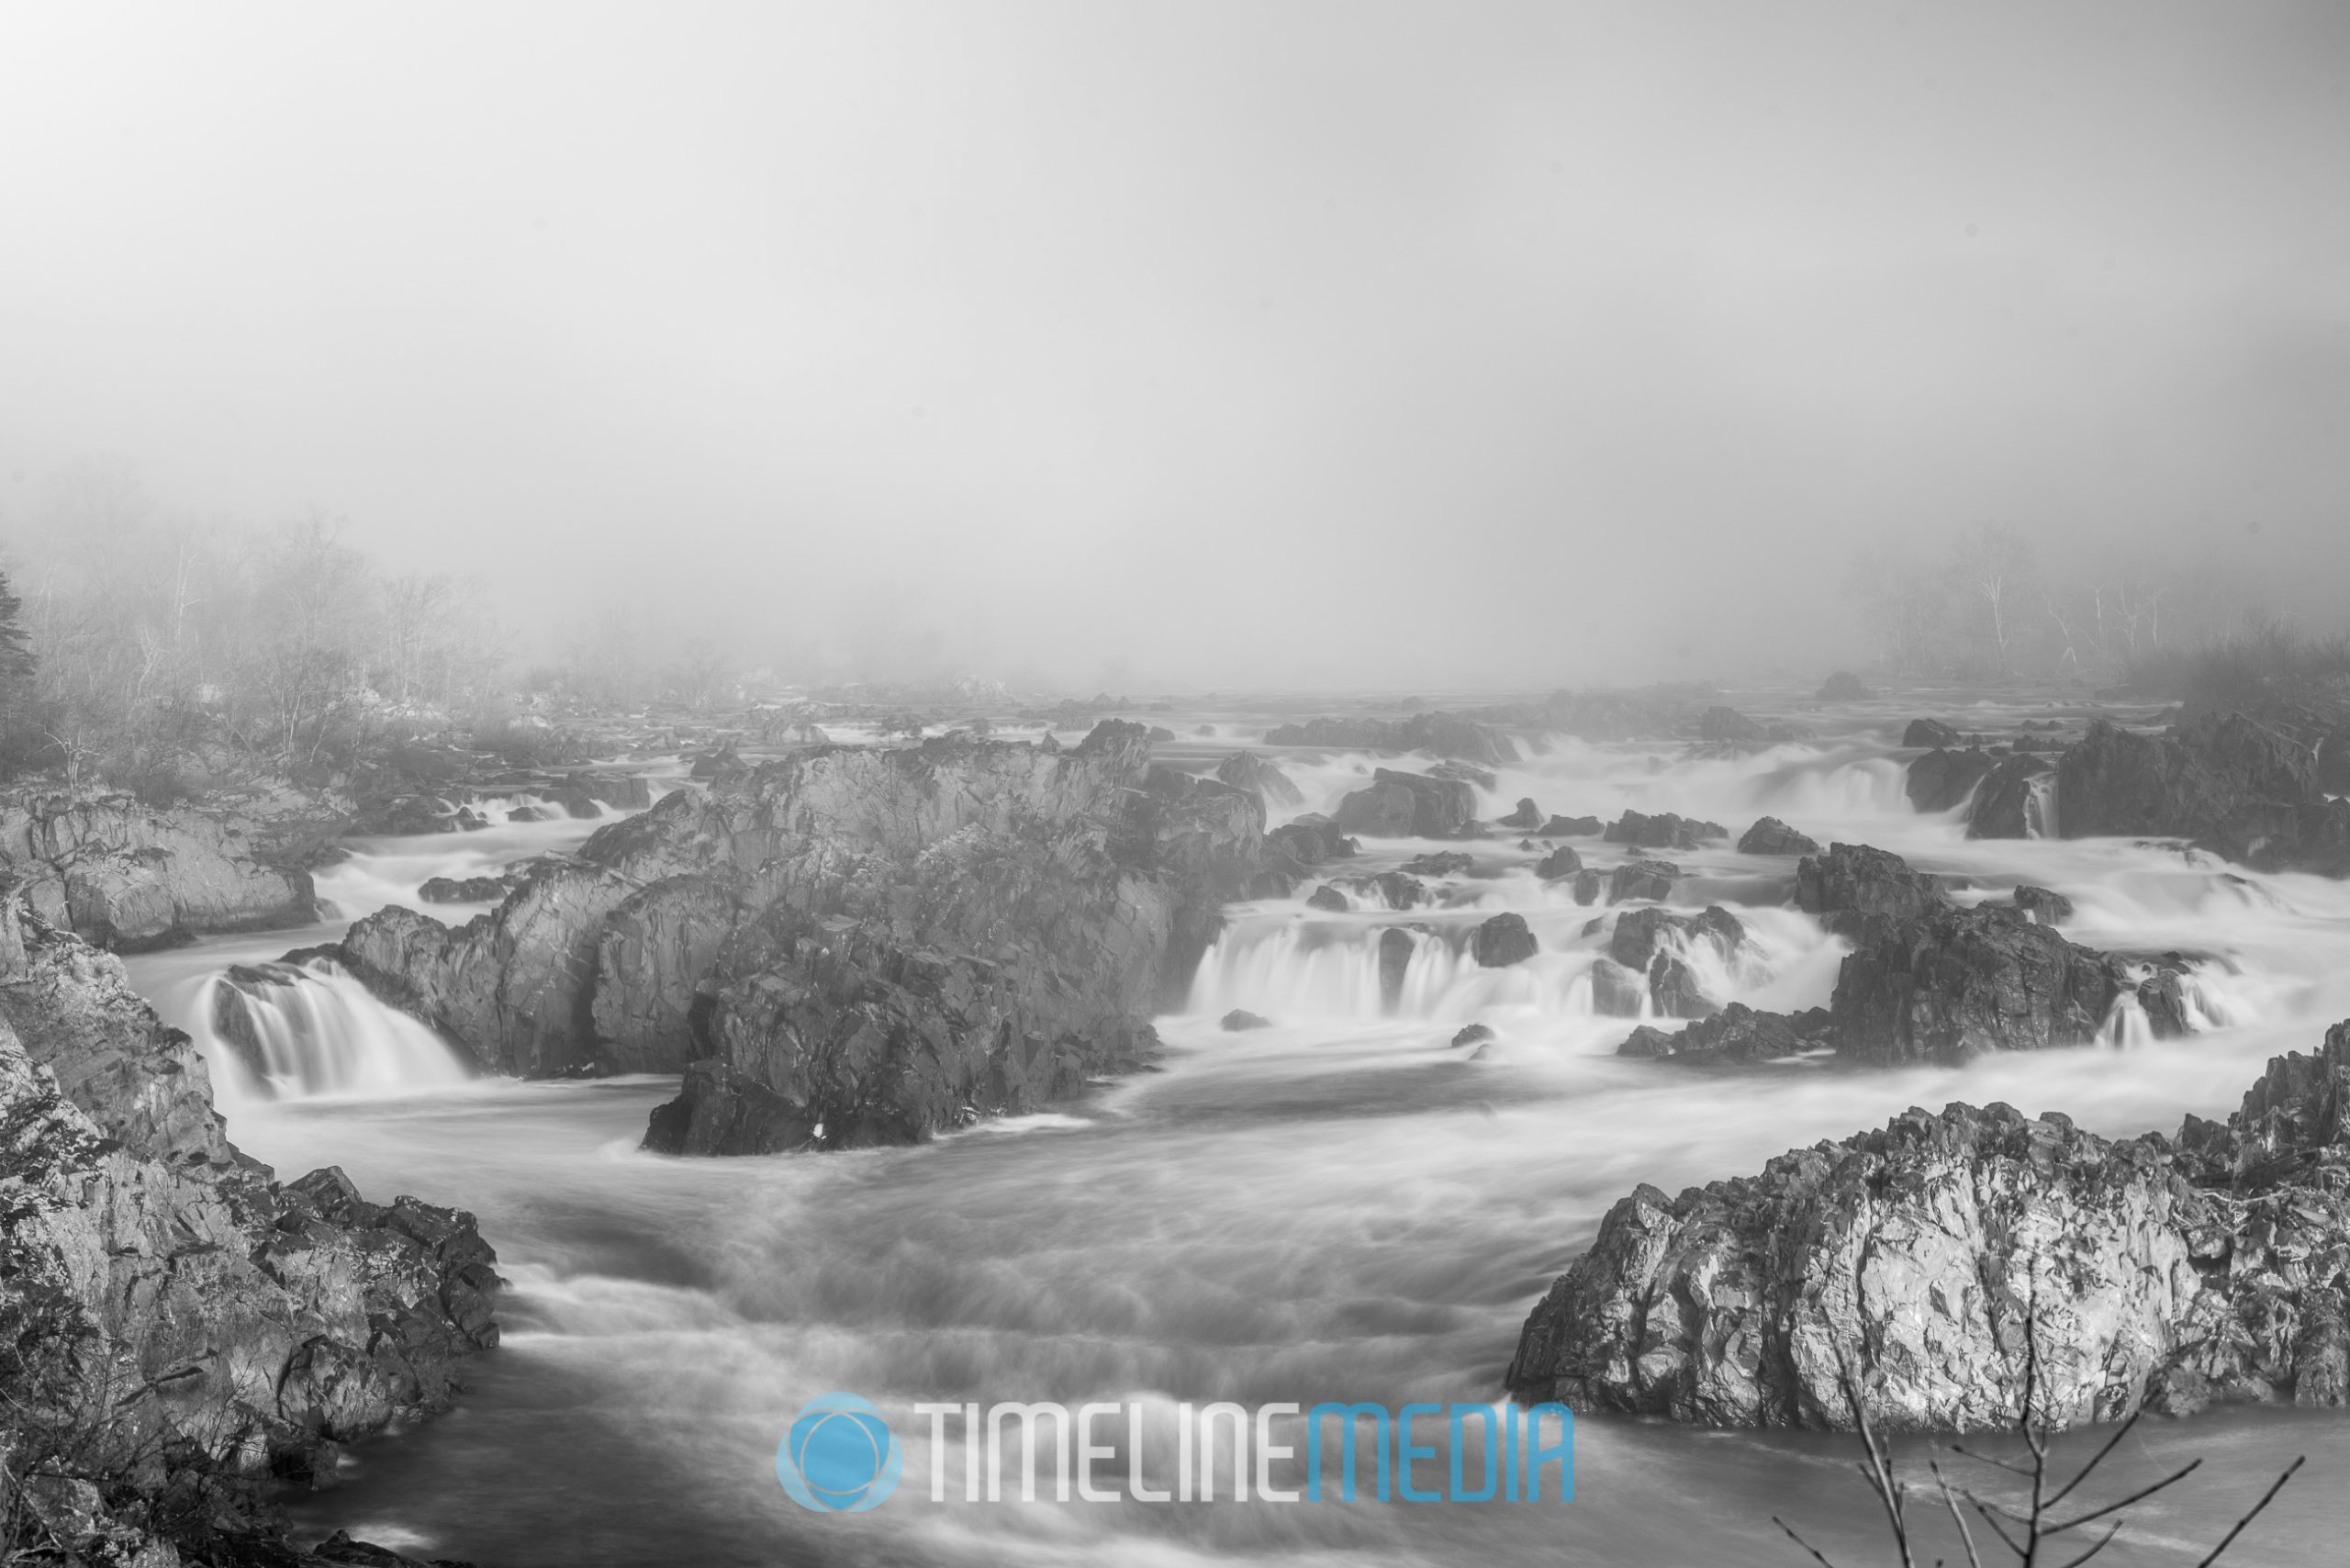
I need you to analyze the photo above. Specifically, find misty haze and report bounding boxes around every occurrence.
[2,5,2348,1567]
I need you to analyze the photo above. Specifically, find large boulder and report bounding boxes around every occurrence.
[1333,769,1476,838]
[336,724,1268,1151]
[1829,905,2128,1065]
[2057,713,2350,872]
[1508,1020,2350,1430]
[1905,747,1996,812]
[1617,1002,1825,1063]
[1902,717,1961,748]
[1607,905,1744,972]
[1736,816,1819,857]
[1815,671,1873,701]
[1471,913,1538,968]
[1215,750,1304,808]
[1608,858,1680,903]
[1793,843,1947,937]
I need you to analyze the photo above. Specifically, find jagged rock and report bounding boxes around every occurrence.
[1966,754,2054,839]
[1588,957,1644,1016]
[1736,816,1819,857]
[2012,884,2075,924]
[1400,851,1472,877]
[1507,1020,2350,1430]
[1262,813,1359,886]
[1647,954,1715,1019]
[1617,1002,1823,1062]
[1305,884,1348,912]
[1535,846,1583,879]
[1905,746,1997,812]
[1259,711,1515,764]
[1793,843,1947,937]
[1830,904,2128,1064]
[1607,905,1744,971]
[338,724,1263,1151]
[1220,1009,1271,1031]
[1498,798,1543,830]
[417,873,509,903]
[1607,858,1680,903]
[1539,814,1604,837]
[2058,713,2350,873]
[1570,868,1602,906]
[1604,810,1726,851]
[1333,769,1476,838]
[1215,750,1304,808]
[0,792,316,951]
[1903,717,1961,748]
[1815,671,1873,700]
[1450,1023,1494,1048]
[0,901,497,1563]
[1471,913,1538,968]
[1377,927,1416,1012]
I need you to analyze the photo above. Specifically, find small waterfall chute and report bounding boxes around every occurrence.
[202,959,474,1102]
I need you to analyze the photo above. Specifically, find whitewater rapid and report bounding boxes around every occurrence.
[123,701,2350,1566]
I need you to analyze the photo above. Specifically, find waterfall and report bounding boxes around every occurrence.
[200,959,474,1102]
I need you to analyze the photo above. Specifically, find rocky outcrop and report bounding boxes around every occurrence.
[2057,714,2350,873]
[1215,750,1304,808]
[1902,717,1961,748]
[1259,711,1516,765]
[1498,798,1544,830]
[1603,811,1726,851]
[1507,1020,2350,1430]
[332,724,1264,1153]
[1535,846,1583,879]
[1793,843,1947,937]
[1815,671,1873,701]
[0,895,497,1563]
[1736,816,1819,857]
[1608,858,1680,903]
[0,792,317,952]
[1966,754,2054,839]
[417,872,512,903]
[1905,746,1996,813]
[1471,913,1538,968]
[1333,769,1475,838]
[1618,1002,1830,1063]
[1606,905,1743,973]
[2013,884,2075,924]
[1830,904,2129,1065]
[1539,814,1603,838]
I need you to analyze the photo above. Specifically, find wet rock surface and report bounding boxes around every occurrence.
[0,890,497,1564]
[333,724,1265,1152]
[0,791,318,952]
[1333,768,1476,838]
[1510,1019,2350,1431]
[1736,815,1819,857]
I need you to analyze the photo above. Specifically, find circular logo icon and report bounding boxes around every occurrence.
[776,1393,903,1513]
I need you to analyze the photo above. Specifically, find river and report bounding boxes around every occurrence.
[123,700,2350,1565]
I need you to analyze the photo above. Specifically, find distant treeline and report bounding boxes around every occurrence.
[1841,521,2288,684]
[0,459,760,799]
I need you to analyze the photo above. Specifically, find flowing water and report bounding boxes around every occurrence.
[123,704,2350,1565]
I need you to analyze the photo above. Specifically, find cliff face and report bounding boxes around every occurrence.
[0,792,318,952]
[0,888,498,1563]
[1508,1020,2350,1432]
[334,723,1265,1152]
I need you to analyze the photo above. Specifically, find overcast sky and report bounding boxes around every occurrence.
[2,2,2345,689]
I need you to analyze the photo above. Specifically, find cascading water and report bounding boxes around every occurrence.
[200,959,472,1102]
[115,709,2350,1567]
